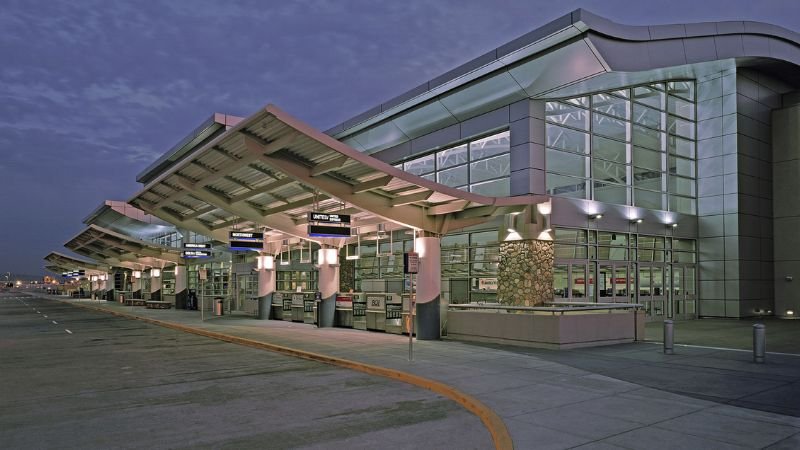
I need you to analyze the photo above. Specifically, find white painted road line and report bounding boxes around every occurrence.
[52,320,58,324]
[43,315,48,318]
[65,329,72,334]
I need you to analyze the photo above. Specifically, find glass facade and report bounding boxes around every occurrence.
[398,131,511,197]
[545,81,697,214]
[553,227,697,319]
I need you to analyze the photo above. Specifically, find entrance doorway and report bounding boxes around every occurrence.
[598,263,632,303]
[553,262,594,300]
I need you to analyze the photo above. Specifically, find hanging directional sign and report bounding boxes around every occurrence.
[184,243,212,249]
[308,224,351,238]
[229,231,264,250]
[307,212,351,224]
[181,250,212,258]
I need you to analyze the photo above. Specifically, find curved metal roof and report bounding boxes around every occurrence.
[327,9,800,146]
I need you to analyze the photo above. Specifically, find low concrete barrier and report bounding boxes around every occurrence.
[447,303,645,349]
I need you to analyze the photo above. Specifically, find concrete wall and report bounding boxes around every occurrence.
[772,102,800,317]
[447,309,645,349]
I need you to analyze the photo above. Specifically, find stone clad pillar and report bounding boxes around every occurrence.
[498,240,554,306]
[317,246,340,328]
[415,235,441,340]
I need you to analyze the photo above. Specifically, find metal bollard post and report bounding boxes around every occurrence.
[753,323,766,364]
[663,320,674,355]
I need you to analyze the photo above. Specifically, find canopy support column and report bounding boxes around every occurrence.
[415,235,441,340]
[317,246,340,328]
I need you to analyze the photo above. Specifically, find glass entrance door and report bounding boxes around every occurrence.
[553,262,590,300]
[671,265,697,319]
[638,264,667,319]
[598,263,631,303]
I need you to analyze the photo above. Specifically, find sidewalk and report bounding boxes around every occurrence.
[57,297,800,449]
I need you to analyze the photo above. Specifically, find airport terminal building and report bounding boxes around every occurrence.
[47,11,800,345]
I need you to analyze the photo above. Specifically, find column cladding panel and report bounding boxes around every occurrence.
[772,102,800,317]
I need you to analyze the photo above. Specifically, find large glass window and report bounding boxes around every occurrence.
[400,131,510,196]
[545,81,697,214]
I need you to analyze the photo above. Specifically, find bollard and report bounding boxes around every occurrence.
[753,323,766,364]
[663,320,674,355]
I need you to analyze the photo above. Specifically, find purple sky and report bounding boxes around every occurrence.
[1,0,799,276]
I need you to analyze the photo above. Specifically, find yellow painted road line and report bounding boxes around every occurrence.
[60,299,513,450]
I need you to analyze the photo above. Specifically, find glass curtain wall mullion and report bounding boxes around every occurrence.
[545,80,696,214]
[399,130,510,197]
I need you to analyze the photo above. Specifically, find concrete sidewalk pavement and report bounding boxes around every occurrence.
[53,296,800,449]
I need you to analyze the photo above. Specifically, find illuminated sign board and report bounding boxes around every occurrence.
[61,270,86,278]
[181,250,211,259]
[184,243,212,249]
[307,224,351,238]
[229,231,264,250]
[307,212,351,224]
[404,252,419,274]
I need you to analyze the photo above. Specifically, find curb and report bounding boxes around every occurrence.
[58,299,514,450]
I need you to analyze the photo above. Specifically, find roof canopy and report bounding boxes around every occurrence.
[65,225,181,268]
[44,251,109,275]
[130,105,544,245]
[83,200,175,240]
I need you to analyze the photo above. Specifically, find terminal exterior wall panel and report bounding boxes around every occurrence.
[497,240,554,306]
[696,68,741,318]
[772,102,800,317]
[509,99,546,196]
[697,67,790,318]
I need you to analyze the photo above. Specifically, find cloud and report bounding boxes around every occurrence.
[84,79,173,110]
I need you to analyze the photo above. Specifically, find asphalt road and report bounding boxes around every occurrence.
[0,291,492,450]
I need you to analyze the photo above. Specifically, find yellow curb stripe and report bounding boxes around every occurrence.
[60,300,513,450]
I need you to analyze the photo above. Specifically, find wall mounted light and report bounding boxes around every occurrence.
[787,310,795,316]
[505,212,521,232]
[346,230,360,260]
[91,275,98,282]
[256,255,275,270]
[669,223,678,228]
[631,219,643,224]
[298,240,312,264]
[280,240,290,265]
[151,268,161,278]
[589,214,603,220]
[317,248,338,266]
[132,271,142,279]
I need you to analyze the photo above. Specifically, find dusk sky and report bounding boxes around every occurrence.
[1,0,799,276]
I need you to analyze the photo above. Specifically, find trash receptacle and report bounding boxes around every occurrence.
[214,297,224,316]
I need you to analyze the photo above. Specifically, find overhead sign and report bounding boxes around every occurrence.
[404,252,419,274]
[182,250,211,259]
[184,243,211,249]
[308,212,351,224]
[308,224,351,238]
[62,270,85,278]
[229,231,263,250]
